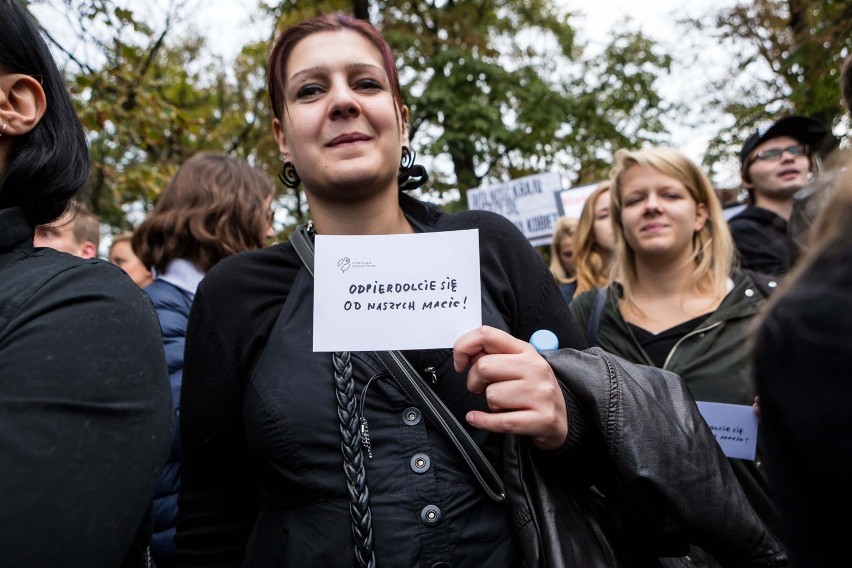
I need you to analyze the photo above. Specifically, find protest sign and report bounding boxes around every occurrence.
[696,401,759,460]
[559,182,600,218]
[313,230,482,351]
[466,172,562,247]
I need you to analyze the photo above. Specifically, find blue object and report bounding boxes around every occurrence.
[529,329,559,352]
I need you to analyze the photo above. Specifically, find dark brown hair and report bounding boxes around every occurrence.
[133,153,275,273]
[266,12,405,125]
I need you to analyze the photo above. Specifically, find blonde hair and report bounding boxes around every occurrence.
[549,216,579,284]
[609,147,735,314]
[574,182,613,296]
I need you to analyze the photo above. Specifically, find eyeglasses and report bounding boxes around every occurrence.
[748,144,809,167]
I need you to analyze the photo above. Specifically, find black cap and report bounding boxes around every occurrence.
[740,115,828,171]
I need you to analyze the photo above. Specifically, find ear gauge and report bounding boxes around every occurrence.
[279,159,301,189]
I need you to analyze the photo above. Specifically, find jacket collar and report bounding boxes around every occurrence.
[734,206,787,231]
[399,192,443,231]
[705,270,766,323]
[609,270,765,322]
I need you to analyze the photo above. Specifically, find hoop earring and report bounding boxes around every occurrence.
[278,161,301,190]
[0,123,7,137]
[398,146,429,191]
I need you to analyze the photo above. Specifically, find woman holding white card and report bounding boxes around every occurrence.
[174,14,786,568]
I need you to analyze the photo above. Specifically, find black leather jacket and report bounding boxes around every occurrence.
[504,347,788,568]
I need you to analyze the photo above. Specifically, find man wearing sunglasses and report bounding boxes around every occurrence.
[729,115,828,276]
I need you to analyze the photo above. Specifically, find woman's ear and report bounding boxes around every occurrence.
[694,202,709,233]
[400,105,410,141]
[272,117,289,157]
[0,74,47,136]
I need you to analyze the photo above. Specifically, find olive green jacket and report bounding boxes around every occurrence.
[570,270,785,554]
[570,270,768,405]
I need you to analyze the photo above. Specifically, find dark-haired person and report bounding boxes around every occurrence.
[0,1,172,565]
[754,156,852,568]
[754,55,852,568]
[133,152,275,567]
[173,13,786,568]
[729,115,828,276]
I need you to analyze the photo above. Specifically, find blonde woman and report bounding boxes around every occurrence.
[573,181,615,297]
[548,216,579,303]
[570,146,783,566]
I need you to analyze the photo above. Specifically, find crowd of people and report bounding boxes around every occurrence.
[3,0,851,566]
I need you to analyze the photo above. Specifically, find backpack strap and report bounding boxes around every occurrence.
[585,286,608,348]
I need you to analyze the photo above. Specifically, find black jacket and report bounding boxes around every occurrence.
[754,242,852,567]
[728,206,793,276]
[0,207,174,567]
[507,347,788,567]
[175,195,786,567]
[175,195,587,566]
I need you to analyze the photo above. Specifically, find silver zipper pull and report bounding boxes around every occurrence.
[359,373,382,460]
[360,417,373,459]
[424,366,437,384]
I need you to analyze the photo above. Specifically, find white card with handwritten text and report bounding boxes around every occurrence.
[312,230,482,351]
[696,401,758,461]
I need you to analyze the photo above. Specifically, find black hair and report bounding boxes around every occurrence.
[0,0,89,227]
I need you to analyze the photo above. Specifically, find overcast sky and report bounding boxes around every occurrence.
[36,0,744,184]
[182,0,741,181]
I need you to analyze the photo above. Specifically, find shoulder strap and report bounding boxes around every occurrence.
[585,286,608,348]
[289,224,506,502]
[372,350,505,502]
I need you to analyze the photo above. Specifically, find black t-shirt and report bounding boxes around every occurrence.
[628,313,712,368]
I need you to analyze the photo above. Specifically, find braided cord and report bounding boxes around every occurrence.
[333,351,376,568]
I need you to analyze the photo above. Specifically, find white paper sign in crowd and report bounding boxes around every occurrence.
[559,182,601,219]
[466,172,563,247]
[696,401,759,461]
[313,230,483,352]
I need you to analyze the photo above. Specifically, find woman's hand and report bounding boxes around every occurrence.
[453,325,568,451]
